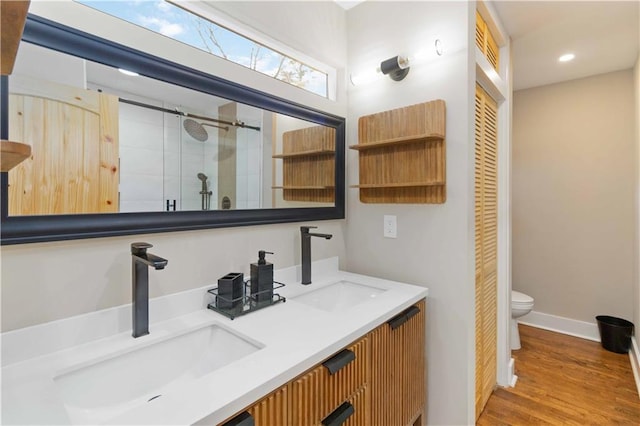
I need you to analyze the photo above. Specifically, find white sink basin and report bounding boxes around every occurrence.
[54,324,261,424]
[292,280,386,312]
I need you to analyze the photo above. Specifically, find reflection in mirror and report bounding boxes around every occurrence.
[1,15,344,245]
[8,42,335,216]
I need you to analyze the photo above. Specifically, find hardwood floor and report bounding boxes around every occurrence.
[477,325,640,425]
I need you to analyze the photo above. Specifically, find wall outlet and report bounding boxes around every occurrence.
[383,215,397,238]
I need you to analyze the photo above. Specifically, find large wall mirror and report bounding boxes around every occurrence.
[0,15,345,245]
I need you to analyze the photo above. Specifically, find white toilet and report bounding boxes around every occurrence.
[511,290,534,350]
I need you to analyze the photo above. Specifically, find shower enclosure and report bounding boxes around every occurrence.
[117,99,263,213]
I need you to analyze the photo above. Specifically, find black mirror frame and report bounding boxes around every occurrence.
[0,15,345,245]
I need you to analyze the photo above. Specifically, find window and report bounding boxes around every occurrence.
[76,0,329,97]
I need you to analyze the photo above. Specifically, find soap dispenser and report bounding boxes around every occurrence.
[250,250,274,305]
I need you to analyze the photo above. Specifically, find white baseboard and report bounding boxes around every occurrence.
[630,337,640,398]
[518,310,600,342]
[508,358,517,387]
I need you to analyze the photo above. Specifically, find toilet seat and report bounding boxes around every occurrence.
[512,290,533,305]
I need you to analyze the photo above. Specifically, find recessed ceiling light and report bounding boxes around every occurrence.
[118,68,139,76]
[558,53,575,63]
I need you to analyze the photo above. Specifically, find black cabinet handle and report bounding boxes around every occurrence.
[387,305,421,330]
[322,349,355,375]
[221,411,254,426]
[322,401,354,426]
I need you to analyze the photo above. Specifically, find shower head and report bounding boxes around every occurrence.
[197,172,208,182]
[183,118,209,142]
[183,118,230,142]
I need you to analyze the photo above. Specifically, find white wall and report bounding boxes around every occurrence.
[1,2,348,332]
[513,70,636,323]
[12,42,86,89]
[236,104,263,210]
[346,2,475,424]
[0,223,346,331]
[119,101,166,212]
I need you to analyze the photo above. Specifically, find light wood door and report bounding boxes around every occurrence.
[8,74,119,215]
[474,83,498,419]
[369,300,426,426]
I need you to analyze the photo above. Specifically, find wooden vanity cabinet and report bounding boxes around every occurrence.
[370,299,426,426]
[247,386,288,425]
[290,337,369,426]
[219,299,425,426]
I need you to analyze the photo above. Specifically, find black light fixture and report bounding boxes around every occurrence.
[350,42,444,86]
[379,55,410,81]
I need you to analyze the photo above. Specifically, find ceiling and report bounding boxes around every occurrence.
[493,1,639,90]
[338,1,639,91]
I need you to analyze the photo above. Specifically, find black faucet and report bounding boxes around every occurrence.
[131,242,168,338]
[300,226,332,285]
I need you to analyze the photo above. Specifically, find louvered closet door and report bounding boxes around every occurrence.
[475,11,500,71]
[474,84,498,419]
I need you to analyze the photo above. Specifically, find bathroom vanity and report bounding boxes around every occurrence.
[220,299,426,426]
[1,258,427,425]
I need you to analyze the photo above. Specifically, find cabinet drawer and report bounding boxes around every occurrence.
[218,385,287,426]
[290,337,369,426]
[321,386,368,426]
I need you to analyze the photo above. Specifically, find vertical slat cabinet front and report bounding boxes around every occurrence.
[290,337,369,425]
[370,299,426,426]
[219,385,288,426]
[247,385,288,426]
[339,386,369,426]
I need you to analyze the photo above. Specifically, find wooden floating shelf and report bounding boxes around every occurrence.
[1,1,30,76]
[1,140,31,172]
[349,133,444,151]
[278,126,336,203]
[272,149,335,158]
[273,185,335,190]
[353,100,446,204]
[350,181,444,189]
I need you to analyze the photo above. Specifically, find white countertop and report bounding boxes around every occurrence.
[1,258,428,425]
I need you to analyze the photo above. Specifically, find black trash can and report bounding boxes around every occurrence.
[596,315,634,354]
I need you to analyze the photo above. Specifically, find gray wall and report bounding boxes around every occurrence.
[513,70,636,323]
[346,2,476,424]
